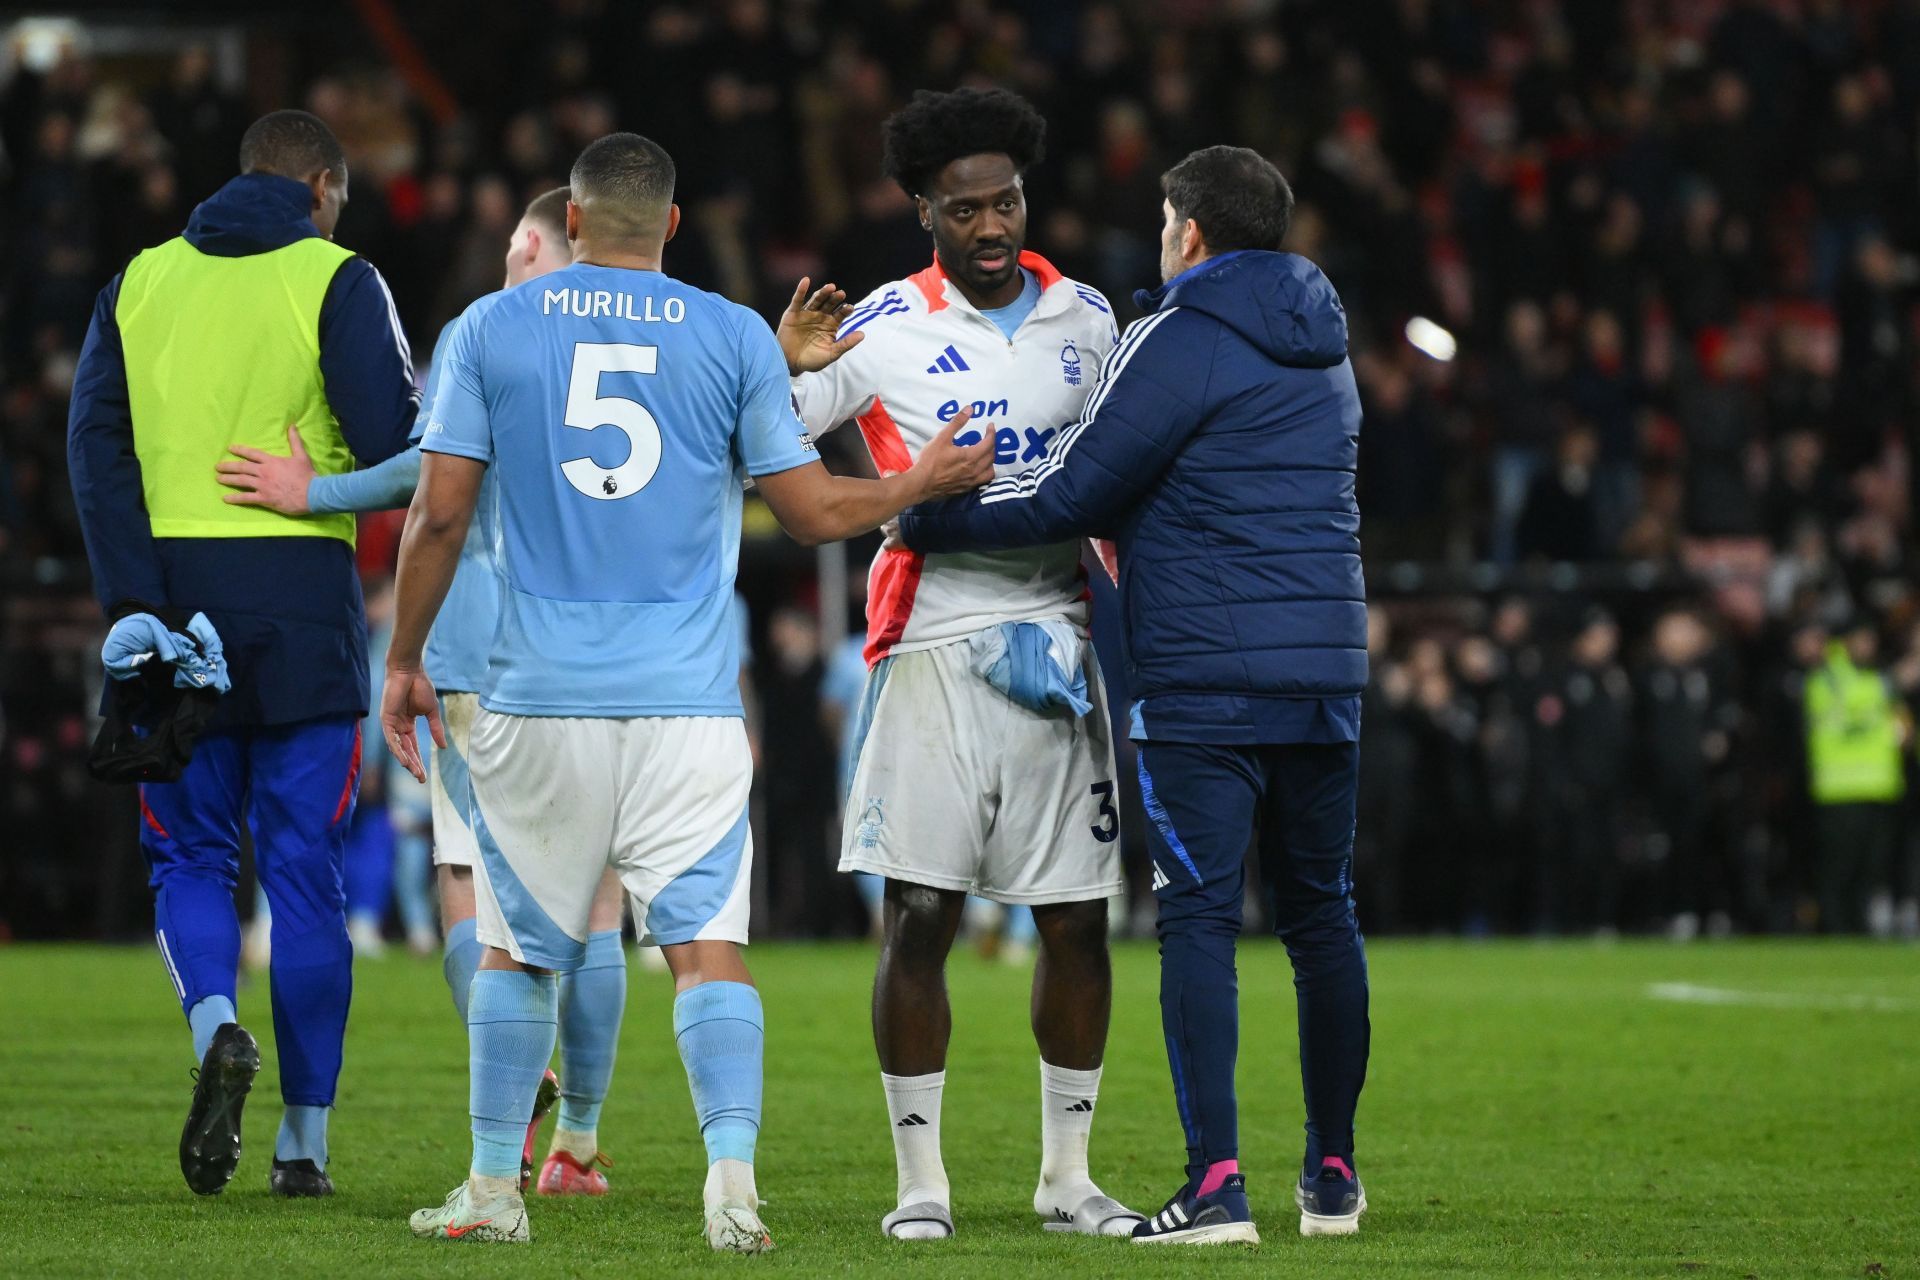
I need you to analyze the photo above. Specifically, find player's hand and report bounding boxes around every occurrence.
[880,518,905,552]
[778,276,865,375]
[217,424,316,514]
[908,406,995,500]
[380,663,443,784]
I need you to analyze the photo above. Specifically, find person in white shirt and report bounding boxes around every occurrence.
[778,87,1138,1242]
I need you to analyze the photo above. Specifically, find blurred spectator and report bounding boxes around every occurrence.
[1484,300,1565,563]
[754,606,843,937]
[1538,610,1632,932]
[1562,310,1643,544]
[1515,426,1605,563]
[1802,623,1910,934]
[149,45,244,205]
[1355,353,1446,559]
[1835,235,1917,472]
[1353,612,1415,930]
[1384,639,1476,933]
[1638,608,1738,940]
[1675,327,1764,537]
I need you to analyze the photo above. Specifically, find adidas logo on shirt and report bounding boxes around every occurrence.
[896,1113,929,1127]
[924,344,971,374]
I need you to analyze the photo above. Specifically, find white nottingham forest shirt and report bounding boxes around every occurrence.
[792,252,1119,664]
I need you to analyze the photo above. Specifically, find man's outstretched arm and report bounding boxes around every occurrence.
[736,302,989,545]
[221,312,465,515]
[755,410,992,546]
[217,428,423,514]
[897,308,1207,554]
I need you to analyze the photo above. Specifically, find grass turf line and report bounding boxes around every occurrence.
[2,939,1915,1278]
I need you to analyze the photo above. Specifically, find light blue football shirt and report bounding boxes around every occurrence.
[419,262,817,718]
[414,313,503,694]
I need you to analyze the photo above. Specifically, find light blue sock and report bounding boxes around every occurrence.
[1005,904,1038,945]
[275,1105,329,1167]
[443,916,482,1023]
[673,980,763,1166]
[557,929,626,1132]
[468,968,558,1180]
[392,832,435,937]
[187,994,237,1065]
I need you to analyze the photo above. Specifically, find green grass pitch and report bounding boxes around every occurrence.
[3,939,1914,1278]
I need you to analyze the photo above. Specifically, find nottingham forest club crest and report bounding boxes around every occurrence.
[1061,340,1082,386]
[855,797,886,850]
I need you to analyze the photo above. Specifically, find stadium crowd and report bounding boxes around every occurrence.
[6,0,1920,940]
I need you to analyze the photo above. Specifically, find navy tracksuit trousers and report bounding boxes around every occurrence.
[1138,739,1370,1182]
[141,716,360,1106]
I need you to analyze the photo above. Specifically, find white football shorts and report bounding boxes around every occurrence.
[428,691,480,868]
[838,639,1124,904]
[468,709,753,970]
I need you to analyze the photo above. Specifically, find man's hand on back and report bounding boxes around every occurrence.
[216,423,316,514]
[778,277,866,375]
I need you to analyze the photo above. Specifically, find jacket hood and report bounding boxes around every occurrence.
[1135,250,1349,369]
[184,173,323,257]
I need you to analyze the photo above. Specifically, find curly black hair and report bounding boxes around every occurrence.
[881,88,1047,198]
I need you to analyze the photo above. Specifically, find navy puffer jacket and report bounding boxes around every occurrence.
[899,250,1367,744]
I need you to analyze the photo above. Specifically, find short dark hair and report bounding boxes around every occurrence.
[238,109,346,182]
[569,132,675,238]
[882,88,1046,197]
[523,186,570,240]
[1161,146,1293,252]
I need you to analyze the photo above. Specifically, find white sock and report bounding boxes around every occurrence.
[467,1171,520,1203]
[1036,1060,1102,1210]
[881,1070,949,1218]
[549,1124,596,1163]
[705,1156,759,1213]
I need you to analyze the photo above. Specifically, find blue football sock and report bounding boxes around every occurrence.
[673,980,763,1166]
[187,994,237,1065]
[443,916,482,1023]
[557,929,626,1132]
[468,968,558,1180]
[275,1104,329,1167]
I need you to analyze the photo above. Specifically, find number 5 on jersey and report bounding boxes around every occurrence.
[563,342,661,500]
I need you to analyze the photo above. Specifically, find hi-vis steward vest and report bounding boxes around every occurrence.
[116,235,358,543]
[1805,642,1907,805]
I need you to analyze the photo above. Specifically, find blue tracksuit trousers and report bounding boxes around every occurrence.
[1138,739,1370,1183]
[140,716,359,1107]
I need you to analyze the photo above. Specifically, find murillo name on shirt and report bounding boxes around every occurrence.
[542,288,687,323]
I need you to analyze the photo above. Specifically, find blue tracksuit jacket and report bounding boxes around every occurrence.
[67,173,419,728]
[899,250,1367,745]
